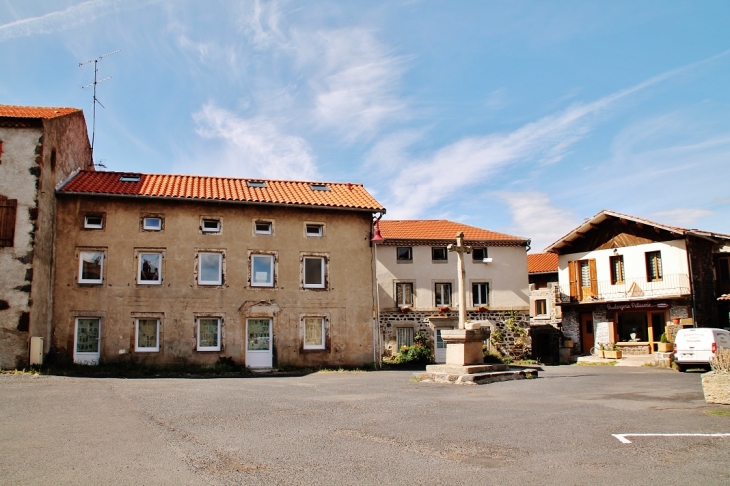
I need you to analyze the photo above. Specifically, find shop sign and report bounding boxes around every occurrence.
[607,301,670,312]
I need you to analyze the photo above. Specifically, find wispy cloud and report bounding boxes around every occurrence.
[191,103,317,180]
[498,192,580,252]
[650,208,713,228]
[0,0,153,42]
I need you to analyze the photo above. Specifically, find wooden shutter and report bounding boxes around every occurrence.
[0,195,17,248]
[589,259,598,297]
[529,298,536,317]
[568,260,579,299]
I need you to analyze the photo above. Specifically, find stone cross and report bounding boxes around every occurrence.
[447,231,471,329]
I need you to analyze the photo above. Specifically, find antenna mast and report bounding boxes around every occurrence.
[80,49,120,163]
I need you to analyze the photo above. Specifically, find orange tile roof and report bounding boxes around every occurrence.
[58,170,385,212]
[0,105,81,119]
[378,220,528,244]
[527,252,558,274]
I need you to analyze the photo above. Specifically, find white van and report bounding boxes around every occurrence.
[673,328,730,372]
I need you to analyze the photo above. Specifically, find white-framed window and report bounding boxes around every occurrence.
[397,328,414,350]
[197,317,221,351]
[254,221,272,235]
[435,283,452,307]
[310,183,329,191]
[251,254,275,287]
[432,247,448,261]
[138,252,162,285]
[305,224,324,237]
[395,282,414,307]
[472,248,488,261]
[135,318,160,352]
[201,218,221,233]
[535,299,547,316]
[472,282,489,306]
[303,256,326,289]
[84,214,104,229]
[303,317,326,349]
[78,251,104,284]
[143,217,162,231]
[247,180,267,188]
[198,252,223,285]
[397,247,412,262]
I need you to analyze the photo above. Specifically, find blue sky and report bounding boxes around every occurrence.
[1,1,729,251]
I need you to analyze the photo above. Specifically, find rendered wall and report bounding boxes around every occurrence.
[51,195,376,367]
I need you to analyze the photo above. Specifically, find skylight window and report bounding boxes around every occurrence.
[310,184,329,191]
[247,180,267,188]
[120,174,141,182]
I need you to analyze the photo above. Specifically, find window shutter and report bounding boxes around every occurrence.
[589,259,598,297]
[0,195,18,248]
[568,261,578,298]
[529,298,536,317]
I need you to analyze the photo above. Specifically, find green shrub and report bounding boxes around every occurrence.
[393,344,433,364]
[660,333,668,344]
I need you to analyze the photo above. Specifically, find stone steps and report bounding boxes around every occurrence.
[414,366,538,385]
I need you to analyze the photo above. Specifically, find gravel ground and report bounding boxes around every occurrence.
[1,365,729,485]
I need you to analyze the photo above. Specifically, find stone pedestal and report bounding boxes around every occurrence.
[442,327,486,366]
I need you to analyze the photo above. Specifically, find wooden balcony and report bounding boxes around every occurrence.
[554,273,691,304]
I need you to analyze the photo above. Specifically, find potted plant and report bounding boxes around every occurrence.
[658,333,673,353]
[604,343,623,360]
[400,306,411,313]
[476,305,489,313]
[438,306,450,313]
[597,343,605,358]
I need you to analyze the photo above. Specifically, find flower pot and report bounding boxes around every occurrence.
[564,340,574,348]
[657,342,673,353]
[604,350,622,359]
[597,350,605,358]
[672,317,681,325]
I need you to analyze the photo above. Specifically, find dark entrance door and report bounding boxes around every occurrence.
[580,312,594,354]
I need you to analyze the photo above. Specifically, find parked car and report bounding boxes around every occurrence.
[673,328,730,372]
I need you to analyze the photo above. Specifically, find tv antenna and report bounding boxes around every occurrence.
[80,49,120,162]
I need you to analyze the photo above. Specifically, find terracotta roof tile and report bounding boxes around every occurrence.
[58,170,385,212]
[527,252,558,274]
[0,104,81,119]
[378,220,527,243]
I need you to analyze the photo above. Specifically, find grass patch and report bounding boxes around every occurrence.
[704,410,730,416]
[575,361,617,366]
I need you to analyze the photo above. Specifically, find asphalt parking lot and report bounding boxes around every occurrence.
[1,365,729,485]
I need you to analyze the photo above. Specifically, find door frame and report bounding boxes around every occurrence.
[580,312,594,354]
[246,318,273,368]
[434,327,453,363]
[74,317,101,365]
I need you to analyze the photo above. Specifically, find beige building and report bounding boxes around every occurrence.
[374,220,530,361]
[0,105,92,368]
[52,170,385,368]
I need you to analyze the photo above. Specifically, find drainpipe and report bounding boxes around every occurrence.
[685,234,697,328]
[371,214,384,368]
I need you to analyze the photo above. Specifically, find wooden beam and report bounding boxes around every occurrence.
[636,222,644,229]
[619,218,628,225]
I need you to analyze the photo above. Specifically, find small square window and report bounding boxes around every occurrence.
[303,317,325,349]
[303,256,326,289]
[251,254,274,287]
[198,252,223,285]
[202,219,221,233]
[255,221,272,235]
[135,319,160,352]
[306,224,323,237]
[397,247,412,261]
[78,251,104,284]
[84,215,103,229]
[197,317,221,351]
[247,180,267,188]
[138,253,162,285]
[535,299,547,316]
[310,183,329,191]
[472,248,488,260]
[432,247,447,261]
[143,217,162,231]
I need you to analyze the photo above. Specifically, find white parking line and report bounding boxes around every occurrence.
[612,433,730,444]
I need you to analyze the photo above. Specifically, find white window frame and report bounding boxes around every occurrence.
[135,318,160,352]
[201,218,221,233]
[84,215,103,229]
[143,217,162,231]
[78,251,104,284]
[303,256,326,289]
[396,328,414,350]
[251,254,275,287]
[303,316,326,350]
[435,282,452,307]
[137,252,163,285]
[198,252,223,285]
[254,220,273,235]
[396,247,412,262]
[395,282,414,307]
[196,317,221,351]
[432,247,448,262]
[305,223,324,237]
[472,248,488,261]
[472,282,489,306]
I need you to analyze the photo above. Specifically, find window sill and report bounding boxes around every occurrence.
[396,260,413,264]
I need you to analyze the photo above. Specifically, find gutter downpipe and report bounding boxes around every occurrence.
[371,213,384,368]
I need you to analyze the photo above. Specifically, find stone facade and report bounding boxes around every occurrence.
[701,372,730,405]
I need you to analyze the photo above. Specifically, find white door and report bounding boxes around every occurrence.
[434,328,452,363]
[74,318,101,365]
[246,318,273,368]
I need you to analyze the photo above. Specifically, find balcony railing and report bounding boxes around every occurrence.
[554,273,691,304]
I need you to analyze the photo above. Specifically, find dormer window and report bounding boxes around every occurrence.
[310,183,329,191]
[119,174,141,182]
[247,180,267,188]
[202,218,221,233]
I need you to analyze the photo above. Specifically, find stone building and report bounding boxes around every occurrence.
[0,105,92,368]
[52,170,385,368]
[545,210,730,356]
[527,252,562,364]
[373,220,530,362]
